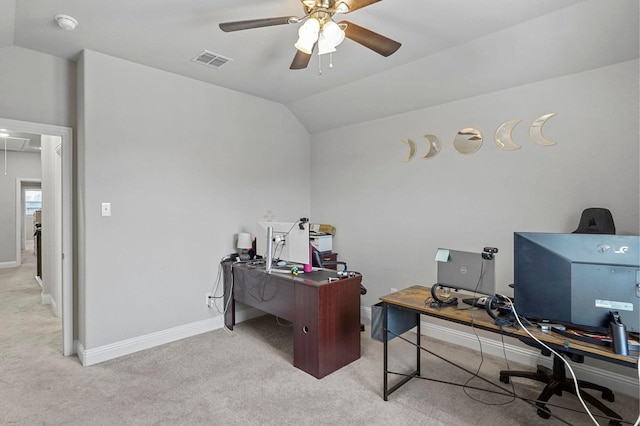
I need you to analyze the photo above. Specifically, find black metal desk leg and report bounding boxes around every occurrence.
[383,305,421,400]
[383,302,389,400]
[416,315,421,376]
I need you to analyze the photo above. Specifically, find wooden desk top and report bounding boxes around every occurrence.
[233,262,361,288]
[380,285,639,368]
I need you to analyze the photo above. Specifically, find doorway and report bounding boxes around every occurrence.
[0,118,73,356]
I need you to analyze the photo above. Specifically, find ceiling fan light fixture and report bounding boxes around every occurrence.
[323,21,345,45]
[317,21,344,55]
[335,2,350,14]
[294,18,320,54]
[317,33,336,55]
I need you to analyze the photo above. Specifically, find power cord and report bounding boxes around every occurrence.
[207,255,236,333]
[462,263,517,406]
[386,329,592,424]
[498,294,602,426]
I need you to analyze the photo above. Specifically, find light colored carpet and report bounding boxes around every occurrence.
[1,248,638,425]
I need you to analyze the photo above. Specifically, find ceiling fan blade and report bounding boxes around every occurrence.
[290,49,312,70]
[339,20,401,57]
[339,0,382,13]
[219,17,295,32]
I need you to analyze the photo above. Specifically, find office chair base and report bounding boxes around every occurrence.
[499,356,621,425]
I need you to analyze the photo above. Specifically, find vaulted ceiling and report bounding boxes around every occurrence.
[1,0,638,133]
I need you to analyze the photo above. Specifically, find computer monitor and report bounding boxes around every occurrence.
[436,249,496,296]
[256,221,310,265]
[514,232,640,333]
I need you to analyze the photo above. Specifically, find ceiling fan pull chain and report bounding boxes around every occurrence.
[329,52,334,69]
[318,54,322,75]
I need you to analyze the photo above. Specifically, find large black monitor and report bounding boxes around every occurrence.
[514,232,640,333]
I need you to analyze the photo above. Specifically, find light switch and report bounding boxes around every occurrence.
[101,202,111,217]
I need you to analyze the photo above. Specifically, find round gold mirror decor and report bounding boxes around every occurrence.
[453,128,483,155]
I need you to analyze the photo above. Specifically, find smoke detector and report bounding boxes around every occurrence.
[55,14,78,31]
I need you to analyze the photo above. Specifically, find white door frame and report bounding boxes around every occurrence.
[1,118,73,356]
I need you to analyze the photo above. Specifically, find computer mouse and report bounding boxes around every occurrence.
[276,260,287,267]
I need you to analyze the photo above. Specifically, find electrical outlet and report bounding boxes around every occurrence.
[205,293,214,307]
[390,287,398,293]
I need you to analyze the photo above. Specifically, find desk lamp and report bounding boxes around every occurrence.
[237,233,252,261]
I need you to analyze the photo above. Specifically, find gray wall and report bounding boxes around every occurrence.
[1,7,638,367]
[78,50,311,349]
[310,59,640,308]
[0,151,41,264]
[0,46,76,128]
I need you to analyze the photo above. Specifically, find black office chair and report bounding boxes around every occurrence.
[501,208,621,423]
[499,344,620,423]
[311,246,367,331]
[572,207,616,234]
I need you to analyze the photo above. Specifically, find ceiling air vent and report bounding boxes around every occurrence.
[192,50,232,69]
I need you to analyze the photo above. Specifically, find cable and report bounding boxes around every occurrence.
[634,358,640,426]
[462,259,517,406]
[386,330,581,425]
[207,255,236,333]
[498,294,601,426]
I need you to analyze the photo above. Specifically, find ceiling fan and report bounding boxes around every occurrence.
[219,0,401,70]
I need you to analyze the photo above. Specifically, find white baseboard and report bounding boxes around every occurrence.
[41,292,51,305]
[78,316,225,366]
[74,305,638,398]
[361,305,639,398]
[0,261,18,269]
[77,307,264,367]
[49,297,59,317]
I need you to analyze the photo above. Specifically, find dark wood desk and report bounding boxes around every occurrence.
[224,262,362,379]
[379,286,638,415]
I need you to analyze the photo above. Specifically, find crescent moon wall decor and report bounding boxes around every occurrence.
[401,138,417,162]
[453,128,483,154]
[396,112,558,162]
[529,113,557,146]
[494,119,522,151]
[423,134,442,159]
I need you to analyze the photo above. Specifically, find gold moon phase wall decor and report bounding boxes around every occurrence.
[529,113,557,146]
[423,134,442,159]
[494,119,522,151]
[399,112,557,162]
[453,128,483,154]
[401,138,417,162]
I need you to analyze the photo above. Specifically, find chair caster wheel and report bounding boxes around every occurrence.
[602,390,614,402]
[499,373,509,384]
[536,406,551,419]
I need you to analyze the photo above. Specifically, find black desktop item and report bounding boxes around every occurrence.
[513,232,640,333]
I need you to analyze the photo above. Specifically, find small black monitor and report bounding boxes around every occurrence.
[514,232,640,333]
